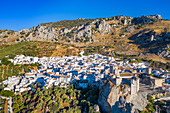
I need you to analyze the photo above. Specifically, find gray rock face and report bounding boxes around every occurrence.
[0,31,8,36]
[98,20,112,35]
[125,25,135,33]
[76,24,92,37]
[34,25,57,40]
[61,27,77,35]
[132,15,162,24]
[114,16,133,25]
[98,82,147,113]
[157,45,170,58]
[164,32,170,41]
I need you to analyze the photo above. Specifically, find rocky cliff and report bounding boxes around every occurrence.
[98,81,147,113]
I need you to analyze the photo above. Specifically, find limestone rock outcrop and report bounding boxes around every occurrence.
[132,15,162,24]
[98,81,147,113]
[33,25,57,40]
[98,20,112,35]
[157,45,170,58]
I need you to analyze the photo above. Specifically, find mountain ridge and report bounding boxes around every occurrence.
[0,14,169,62]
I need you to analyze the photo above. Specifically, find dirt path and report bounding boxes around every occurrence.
[2,67,4,80]
[6,67,9,79]
[19,68,25,74]
[11,66,13,76]
[4,99,8,113]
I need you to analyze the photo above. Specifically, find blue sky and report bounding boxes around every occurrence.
[0,0,169,31]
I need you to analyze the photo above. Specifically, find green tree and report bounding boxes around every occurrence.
[73,100,79,106]
[1,57,10,65]
[88,106,94,113]
[36,101,43,109]
[0,89,14,97]
[50,103,59,113]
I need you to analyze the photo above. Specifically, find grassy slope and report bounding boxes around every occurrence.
[0,41,81,59]
[40,19,95,29]
[0,42,33,58]
[0,41,57,58]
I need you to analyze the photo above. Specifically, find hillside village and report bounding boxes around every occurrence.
[0,0,170,111]
[0,14,169,113]
[0,53,169,112]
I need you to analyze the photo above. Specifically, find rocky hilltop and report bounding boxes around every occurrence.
[98,80,147,113]
[0,15,163,43]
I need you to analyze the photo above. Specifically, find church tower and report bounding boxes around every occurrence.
[130,74,139,95]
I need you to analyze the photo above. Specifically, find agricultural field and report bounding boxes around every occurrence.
[0,98,6,113]
[0,64,36,82]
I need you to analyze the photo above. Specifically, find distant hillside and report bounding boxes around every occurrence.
[40,18,95,29]
[0,41,81,59]
[0,15,169,62]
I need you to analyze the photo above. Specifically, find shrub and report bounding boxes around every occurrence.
[16,39,19,41]
[159,101,166,107]
[7,32,11,34]
[136,58,142,63]
[152,18,156,22]
[25,32,30,37]
[20,31,25,35]
[0,89,14,97]
[147,95,153,102]
[1,57,10,65]
[3,35,8,38]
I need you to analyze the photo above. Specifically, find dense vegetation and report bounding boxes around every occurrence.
[40,19,95,29]
[0,84,8,113]
[0,89,14,97]
[12,84,99,113]
[0,63,34,82]
[0,57,41,82]
[0,97,6,113]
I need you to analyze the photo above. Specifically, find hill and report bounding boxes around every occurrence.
[0,15,169,62]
